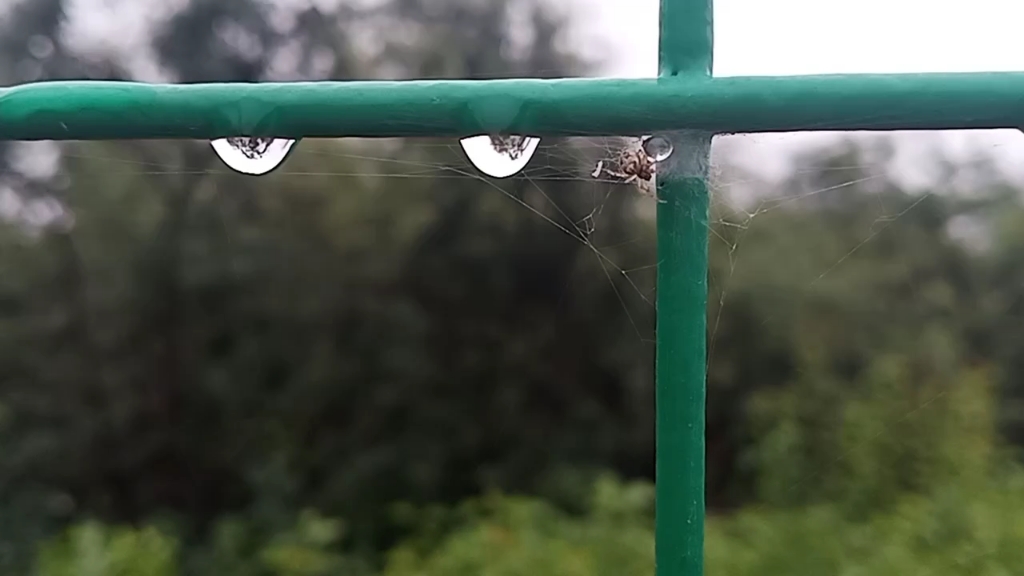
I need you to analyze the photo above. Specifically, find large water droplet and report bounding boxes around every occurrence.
[210,136,297,175]
[459,135,540,178]
[641,135,674,162]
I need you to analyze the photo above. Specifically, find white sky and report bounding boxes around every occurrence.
[579,0,1024,77]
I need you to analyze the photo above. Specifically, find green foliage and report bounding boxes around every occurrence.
[0,0,650,559]
[258,510,346,576]
[705,347,1024,575]
[36,522,178,576]
[377,354,1024,576]
[382,476,654,576]
[31,468,1024,576]
[705,141,998,505]
[706,474,1024,576]
[188,509,370,576]
[750,354,997,512]
[37,510,371,576]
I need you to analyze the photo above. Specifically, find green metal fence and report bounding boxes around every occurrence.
[1,0,1021,574]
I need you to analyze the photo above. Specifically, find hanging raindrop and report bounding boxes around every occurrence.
[459,134,540,178]
[210,136,297,175]
[641,135,674,162]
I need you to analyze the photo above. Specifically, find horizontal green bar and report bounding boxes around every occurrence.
[2,73,1024,140]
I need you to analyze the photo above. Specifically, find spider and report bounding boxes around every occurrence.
[226,136,273,159]
[489,135,532,160]
[591,141,659,198]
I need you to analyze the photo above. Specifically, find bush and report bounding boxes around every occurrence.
[35,510,370,576]
[707,472,1024,575]
[383,475,654,576]
[36,521,178,576]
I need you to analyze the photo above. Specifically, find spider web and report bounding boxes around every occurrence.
[25,131,1008,344]
[25,131,979,346]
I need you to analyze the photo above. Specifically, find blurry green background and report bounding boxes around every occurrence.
[1,0,1023,574]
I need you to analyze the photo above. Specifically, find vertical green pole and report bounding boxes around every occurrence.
[656,1,712,576]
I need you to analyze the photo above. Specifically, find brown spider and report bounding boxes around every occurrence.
[591,142,658,198]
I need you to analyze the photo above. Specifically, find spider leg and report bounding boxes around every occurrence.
[634,177,661,200]
[603,170,632,181]
[592,162,632,182]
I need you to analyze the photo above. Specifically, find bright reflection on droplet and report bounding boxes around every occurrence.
[210,137,297,175]
[641,135,674,162]
[459,135,540,178]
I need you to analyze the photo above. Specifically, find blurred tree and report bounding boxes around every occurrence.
[383,475,654,576]
[0,0,656,564]
[705,141,996,506]
[37,521,178,576]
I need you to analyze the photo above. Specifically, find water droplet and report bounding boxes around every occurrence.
[641,135,674,162]
[459,135,540,178]
[210,136,297,175]
[27,35,54,60]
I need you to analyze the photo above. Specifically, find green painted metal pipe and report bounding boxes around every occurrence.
[654,147,710,576]
[660,0,713,76]
[3,73,1024,140]
[656,0,711,575]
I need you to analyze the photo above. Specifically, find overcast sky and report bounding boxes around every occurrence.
[580,0,1024,77]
